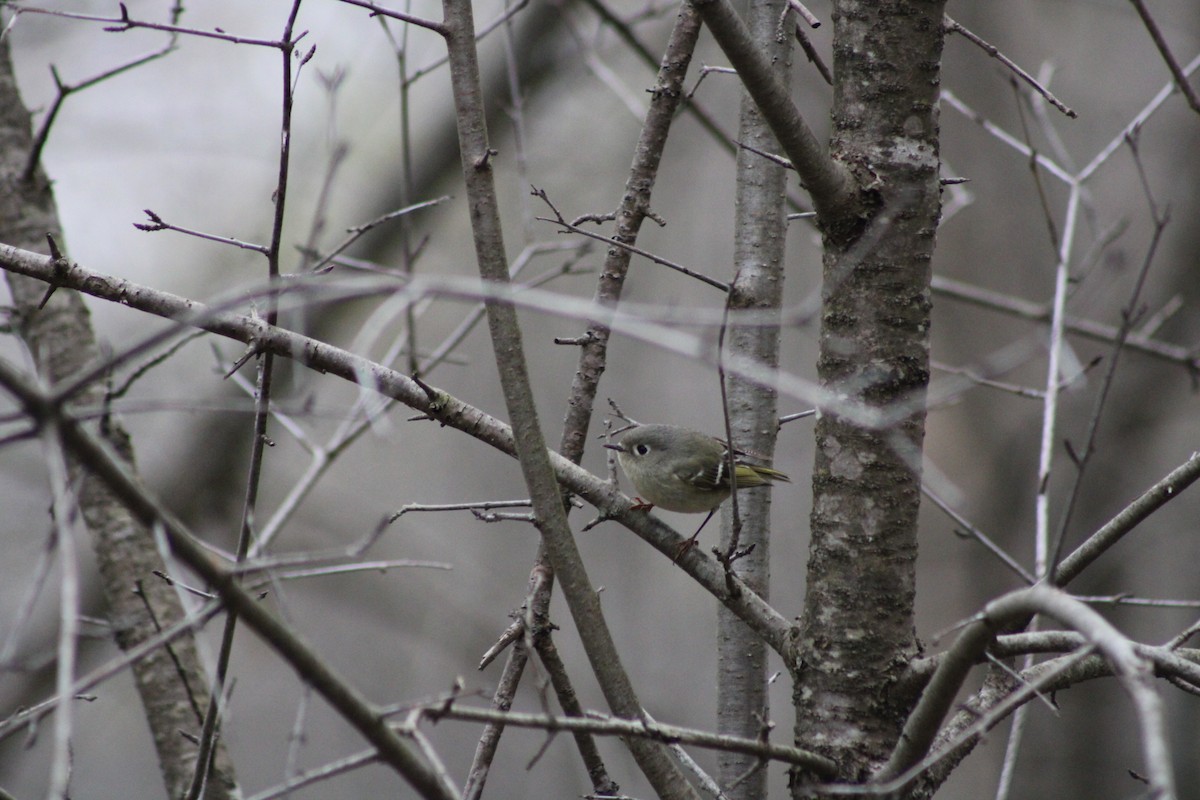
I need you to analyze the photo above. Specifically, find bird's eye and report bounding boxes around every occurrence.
[633,443,650,456]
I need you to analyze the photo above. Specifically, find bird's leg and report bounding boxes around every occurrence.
[673,508,716,563]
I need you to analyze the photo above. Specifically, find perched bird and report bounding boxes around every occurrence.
[604,424,789,551]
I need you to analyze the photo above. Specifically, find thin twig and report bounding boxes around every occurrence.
[577,0,734,155]
[534,625,620,794]
[4,3,293,46]
[690,0,855,226]
[1047,134,1171,583]
[993,698,1029,800]
[931,273,1200,373]
[1055,451,1200,587]
[922,484,1035,585]
[134,209,269,254]
[464,574,538,800]
[0,525,58,668]
[380,12,422,376]
[559,6,647,120]
[944,15,1075,118]
[533,189,729,292]
[1127,0,1200,115]
[186,6,306,795]
[930,360,1046,400]
[400,0,530,87]
[245,750,378,800]
[792,21,832,85]
[305,197,450,274]
[24,29,180,180]
[0,599,224,744]
[0,359,456,799]
[1032,188,1079,580]
[42,422,83,800]
[734,138,794,170]
[334,0,448,35]
[423,704,839,774]
[642,709,732,799]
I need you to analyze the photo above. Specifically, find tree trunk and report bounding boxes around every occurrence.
[718,0,792,795]
[794,0,946,785]
[0,36,239,800]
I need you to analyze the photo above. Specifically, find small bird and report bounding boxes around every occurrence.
[604,424,789,552]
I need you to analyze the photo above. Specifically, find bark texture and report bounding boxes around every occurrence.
[794,0,945,784]
[0,37,238,800]
[717,0,791,795]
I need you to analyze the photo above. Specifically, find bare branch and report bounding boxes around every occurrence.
[440,0,701,793]
[0,243,804,655]
[689,0,857,230]
[25,36,179,180]
[334,0,448,36]
[1055,451,1200,587]
[533,187,729,292]
[134,209,270,254]
[5,2,298,47]
[0,359,457,800]
[185,4,308,793]
[878,586,1175,797]
[1127,0,1200,115]
[1047,137,1172,581]
[244,750,378,800]
[944,15,1076,118]
[931,274,1200,373]
[577,0,734,155]
[922,484,1035,585]
[0,600,224,743]
[423,703,839,774]
[41,421,83,800]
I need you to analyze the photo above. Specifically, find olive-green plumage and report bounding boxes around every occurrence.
[605,424,789,513]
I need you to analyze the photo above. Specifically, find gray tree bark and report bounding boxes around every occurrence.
[794,0,946,785]
[0,36,239,800]
[718,0,792,795]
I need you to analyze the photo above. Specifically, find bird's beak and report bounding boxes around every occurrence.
[603,443,625,453]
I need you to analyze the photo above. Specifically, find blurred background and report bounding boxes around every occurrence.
[1,0,1198,797]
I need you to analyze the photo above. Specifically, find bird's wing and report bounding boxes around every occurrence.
[675,454,729,492]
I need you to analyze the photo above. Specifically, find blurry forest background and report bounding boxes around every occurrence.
[1,0,1199,798]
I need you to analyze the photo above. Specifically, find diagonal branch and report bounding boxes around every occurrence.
[0,32,241,799]
[428,703,838,774]
[688,0,857,232]
[931,274,1200,372]
[943,15,1075,118]
[878,586,1175,797]
[0,358,457,800]
[466,8,713,796]
[1054,451,1200,587]
[440,0,704,795]
[1127,0,1200,115]
[0,243,796,654]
